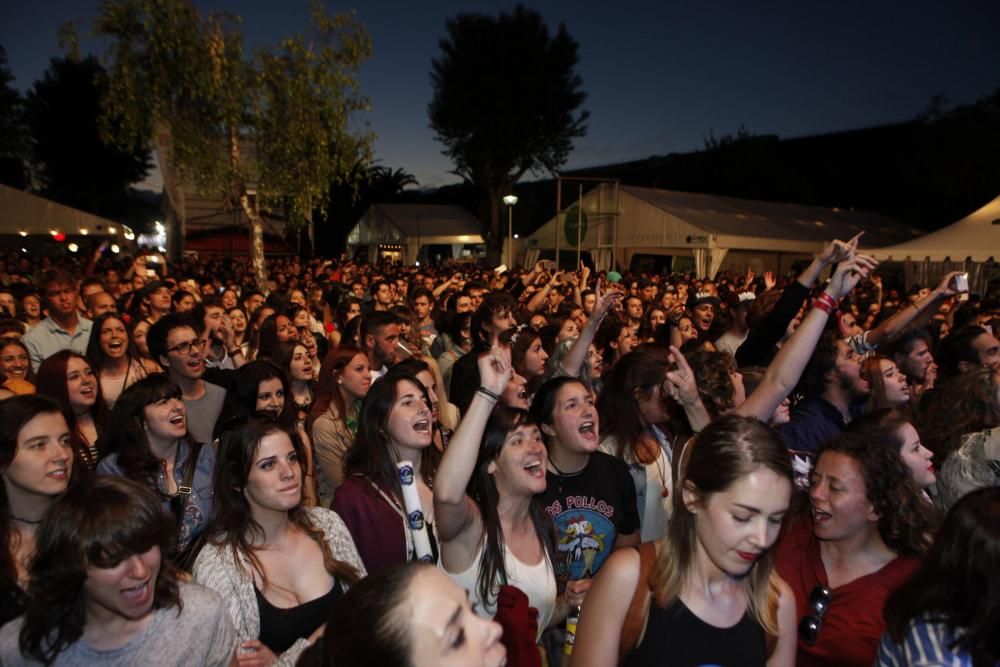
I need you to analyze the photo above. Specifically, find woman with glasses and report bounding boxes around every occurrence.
[571,416,798,666]
[774,430,938,667]
[35,350,108,471]
[96,374,217,568]
[194,418,364,667]
[0,395,74,625]
[86,312,161,409]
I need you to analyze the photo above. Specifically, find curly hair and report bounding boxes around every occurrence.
[819,431,938,558]
[686,349,737,417]
[18,476,181,664]
[917,368,1000,464]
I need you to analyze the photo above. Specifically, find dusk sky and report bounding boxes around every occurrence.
[2,1,998,191]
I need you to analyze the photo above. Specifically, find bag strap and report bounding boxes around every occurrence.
[618,541,658,662]
[169,442,202,530]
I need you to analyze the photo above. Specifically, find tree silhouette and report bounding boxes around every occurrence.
[429,4,588,263]
[25,55,151,215]
[0,46,28,188]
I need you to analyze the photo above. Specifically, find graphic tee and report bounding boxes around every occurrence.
[538,451,640,585]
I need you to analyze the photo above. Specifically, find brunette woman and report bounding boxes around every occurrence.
[272,341,316,429]
[877,487,999,666]
[194,418,365,667]
[775,430,939,666]
[435,348,559,641]
[848,409,937,498]
[86,312,161,409]
[329,297,362,348]
[0,337,35,395]
[96,374,216,562]
[228,306,250,358]
[221,360,318,506]
[331,373,439,574]
[861,356,912,414]
[0,395,73,625]
[572,416,797,667]
[308,346,372,504]
[257,313,298,361]
[35,350,108,471]
[918,368,1000,466]
[130,317,157,367]
[0,476,238,665]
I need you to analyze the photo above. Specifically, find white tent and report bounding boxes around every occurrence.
[526,184,921,277]
[865,195,1000,293]
[0,184,127,237]
[346,204,483,265]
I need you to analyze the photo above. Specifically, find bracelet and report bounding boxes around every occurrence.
[812,298,836,315]
[477,386,500,402]
[815,292,839,311]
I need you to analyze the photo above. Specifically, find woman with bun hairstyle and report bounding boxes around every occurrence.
[571,415,798,667]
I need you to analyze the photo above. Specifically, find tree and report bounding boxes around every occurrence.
[0,46,28,188]
[25,55,151,215]
[92,0,373,287]
[429,5,588,264]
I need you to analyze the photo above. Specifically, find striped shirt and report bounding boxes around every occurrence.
[877,614,973,667]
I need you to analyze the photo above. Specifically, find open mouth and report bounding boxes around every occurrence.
[578,421,596,438]
[523,459,544,478]
[108,340,124,352]
[80,385,95,397]
[46,468,68,480]
[413,420,431,434]
[169,413,185,427]
[121,580,151,603]
[302,365,313,375]
[812,507,832,524]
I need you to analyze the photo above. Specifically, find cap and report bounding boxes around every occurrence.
[693,291,721,307]
[726,291,757,309]
[606,271,623,283]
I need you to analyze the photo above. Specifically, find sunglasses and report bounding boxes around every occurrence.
[798,585,832,644]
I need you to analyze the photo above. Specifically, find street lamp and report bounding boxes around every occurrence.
[503,194,518,268]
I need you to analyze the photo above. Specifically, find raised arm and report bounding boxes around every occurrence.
[434,347,512,548]
[558,279,622,378]
[863,271,963,348]
[735,253,878,422]
[526,272,561,313]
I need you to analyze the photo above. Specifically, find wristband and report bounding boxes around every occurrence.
[815,292,839,311]
[812,298,836,315]
[477,386,500,402]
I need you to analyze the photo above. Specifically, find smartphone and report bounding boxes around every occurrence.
[146,269,156,278]
[953,273,969,301]
[542,260,556,271]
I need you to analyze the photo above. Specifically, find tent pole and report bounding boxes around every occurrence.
[577,184,583,268]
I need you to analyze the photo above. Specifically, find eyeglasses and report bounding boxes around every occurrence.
[798,585,832,644]
[166,338,207,356]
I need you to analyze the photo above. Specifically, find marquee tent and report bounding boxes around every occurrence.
[525,184,922,277]
[346,204,484,265]
[0,184,127,237]
[865,194,1000,293]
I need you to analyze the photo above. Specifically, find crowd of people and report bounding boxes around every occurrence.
[0,239,998,666]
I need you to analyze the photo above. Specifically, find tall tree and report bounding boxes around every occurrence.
[92,0,373,287]
[26,55,151,215]
[0,46,28,188]
[429,5,588,263]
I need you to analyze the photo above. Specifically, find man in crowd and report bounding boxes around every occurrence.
[361,310,402,379]
[23,269,93,371]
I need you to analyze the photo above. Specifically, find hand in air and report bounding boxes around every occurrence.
[664,346,700,407]
[591,278,624,320]
[826,253,878,300]
[477,345,514,396]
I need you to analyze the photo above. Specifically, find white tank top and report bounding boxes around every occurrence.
[443,535,557,640]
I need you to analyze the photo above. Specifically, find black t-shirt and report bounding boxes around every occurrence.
[538,451,640,585]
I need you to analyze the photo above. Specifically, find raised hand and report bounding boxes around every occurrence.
[477,345,513,396]
[764,270,776,290]
[826,253,878,300]
[591,278,624,320]
[934,270,967,297]
[663,345,700,407]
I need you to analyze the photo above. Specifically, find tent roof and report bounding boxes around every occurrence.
[0,184,124,236]
[865,195,1000,262]
[368,203,481,237]
[619,186,919,247]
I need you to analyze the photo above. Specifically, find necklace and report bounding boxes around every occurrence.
[10,515,43,525]
[547,456,587,495]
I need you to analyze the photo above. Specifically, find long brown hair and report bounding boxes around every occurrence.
[652,415,792,635]
[208,418,360,590]
[918,368,1000,464]
[35,350,109,465]
[308,345,366,433]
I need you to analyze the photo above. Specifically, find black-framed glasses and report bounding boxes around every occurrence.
[166,338,207,356]
[798,585,832,644]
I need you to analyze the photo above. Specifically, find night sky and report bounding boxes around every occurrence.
[2,0,998,191]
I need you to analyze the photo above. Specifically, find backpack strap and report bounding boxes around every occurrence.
[618,541,658,663]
